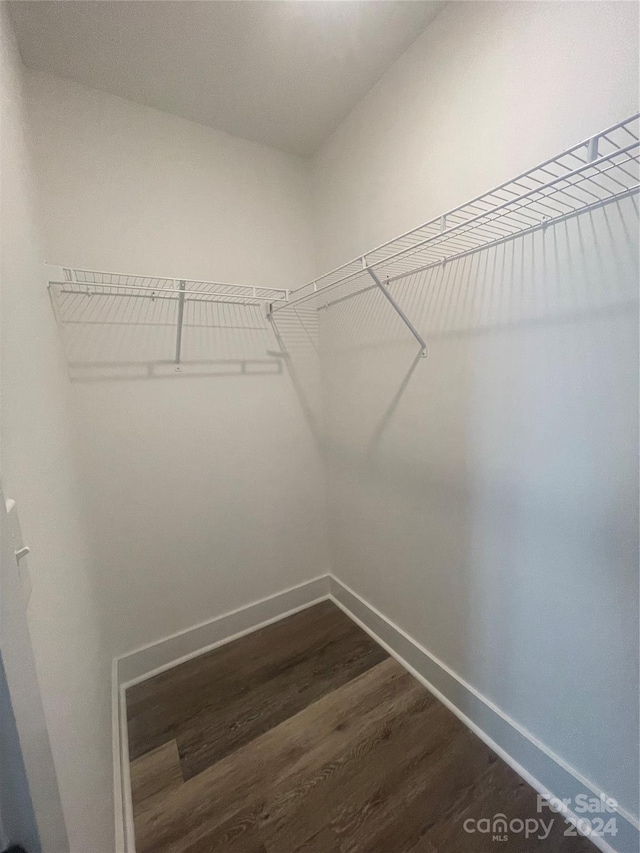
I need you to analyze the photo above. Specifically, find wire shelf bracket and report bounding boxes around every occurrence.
[174,279,186,367]
[365,265,428,357]
[267,112,640,355]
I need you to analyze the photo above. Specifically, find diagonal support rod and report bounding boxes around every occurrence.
[365,267,427,357]
[175,279,186,364]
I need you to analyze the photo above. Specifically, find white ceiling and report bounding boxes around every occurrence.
[9,1,445,157]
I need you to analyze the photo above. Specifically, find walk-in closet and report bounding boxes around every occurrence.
[1,2,638,852]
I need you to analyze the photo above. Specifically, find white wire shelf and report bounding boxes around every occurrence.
[47,267,290,368]
[48,267,290,306]
[47,114,640,366]
[270,113,640,325]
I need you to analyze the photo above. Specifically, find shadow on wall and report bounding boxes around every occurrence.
[50,291,326,441]
[319,195,639,815]
[53,275,331,661]
[270,305,323,442]
[52,296,283,380]
[321,196,638,452]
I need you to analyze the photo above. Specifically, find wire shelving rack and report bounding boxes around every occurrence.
[47,113,639,365]
[49,267,290,307]
[48,267,290,366]
[268,113,640,356]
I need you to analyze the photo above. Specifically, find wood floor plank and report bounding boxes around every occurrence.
[285,826,342,853]
[177,620,388,779]
[127,602,353,710]
[130,740,183,816]
[169,810,266,853]
[127,601,596,853]
[127,600,386,766]
[133,658,417,853]
[258,697,465,852]
[331,727,498,853]
[426,759,594,852]
[127,602,345,757]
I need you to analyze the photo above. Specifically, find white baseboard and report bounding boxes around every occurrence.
[329,575,639,853]
[116,574,331,687]
[111,572,638,853]
[112,574,331,851]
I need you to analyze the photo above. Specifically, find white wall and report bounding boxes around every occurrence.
[312,0,638,270]
[24,71,329,656]
[0,7,113,851]
[312,0,639,822]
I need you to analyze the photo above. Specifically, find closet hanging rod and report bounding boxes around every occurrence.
[268,111,639,315]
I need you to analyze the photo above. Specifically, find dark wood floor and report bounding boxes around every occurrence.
[127,600,594,853]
